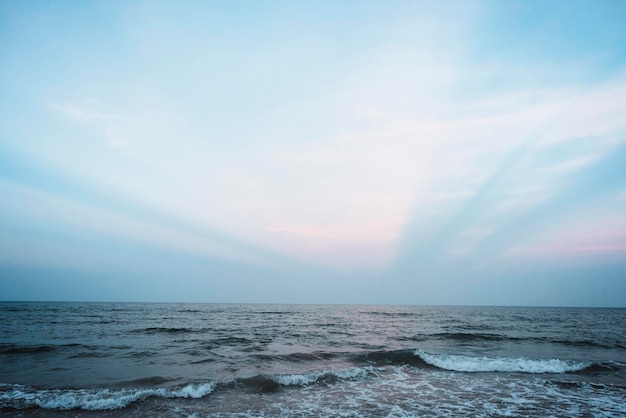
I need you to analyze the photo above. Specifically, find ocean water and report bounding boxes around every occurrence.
[1,303,625,417]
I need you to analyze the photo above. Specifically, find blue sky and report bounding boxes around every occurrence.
[1,0,626,306]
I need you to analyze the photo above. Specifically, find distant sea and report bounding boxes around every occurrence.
[1,303,625,417]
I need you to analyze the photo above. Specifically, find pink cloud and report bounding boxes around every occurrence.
[504,220,626,262]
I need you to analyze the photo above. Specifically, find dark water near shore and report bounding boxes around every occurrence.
[1,303,625,417]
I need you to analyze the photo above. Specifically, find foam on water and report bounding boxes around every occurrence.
[414,350,590,373]
[186,366,626,418]
[2,303,625,416]
[272,366,377,386]
[0,382,216,411]
[0,368,378,411]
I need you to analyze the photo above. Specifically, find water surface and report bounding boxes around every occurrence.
[1,303,625,416]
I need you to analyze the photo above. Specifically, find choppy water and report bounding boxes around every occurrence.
[1,303,625,417]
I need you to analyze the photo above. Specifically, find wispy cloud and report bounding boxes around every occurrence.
[2,0,626,303]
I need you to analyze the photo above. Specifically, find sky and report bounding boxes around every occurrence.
[1,0,626,306]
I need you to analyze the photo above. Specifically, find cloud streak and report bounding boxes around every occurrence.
[1,0,625,305]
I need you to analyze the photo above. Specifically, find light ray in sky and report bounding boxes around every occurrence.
[1,0,625,305]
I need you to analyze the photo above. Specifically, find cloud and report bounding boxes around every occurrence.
[20,77,626,272]
[0,178,269,268]
[2,1,626,304]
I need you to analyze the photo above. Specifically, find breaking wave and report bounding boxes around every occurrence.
[226,366,379,393]
[272,366,377,386]
[414,350,590,373]
[0,382,216,411]
[351,349,623,375]
[0,367,378,411]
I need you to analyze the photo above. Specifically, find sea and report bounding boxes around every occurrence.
[1,303,625,417]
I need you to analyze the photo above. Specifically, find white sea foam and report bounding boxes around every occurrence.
[170,382,216,398]
[414,350,590,373]
[334,366,376,380]
[274,372,319,386]
[0,382,216,411]
[273,366,377,386]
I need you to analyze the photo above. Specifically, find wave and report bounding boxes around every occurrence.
[357,349,435,368]
[427,332,515,343]
[118,376,175,387]
[0,344,57,355]
[352,349,623,375]
[0,367,377,411]
[360,311,416,317]
[138,327,196,335]
[413,350,590,373]
[67,351,109,359]
[1,352,622,412]
[401,332,623,349]
[0,383,216,411]
[0,343,95,355]
[254,351,339,363]
[551,339,621,349]
[272,366,376,386]
[0,382,216,411]
[193,347,624,377]
[227,366,379,393]
[208,336,254,345]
